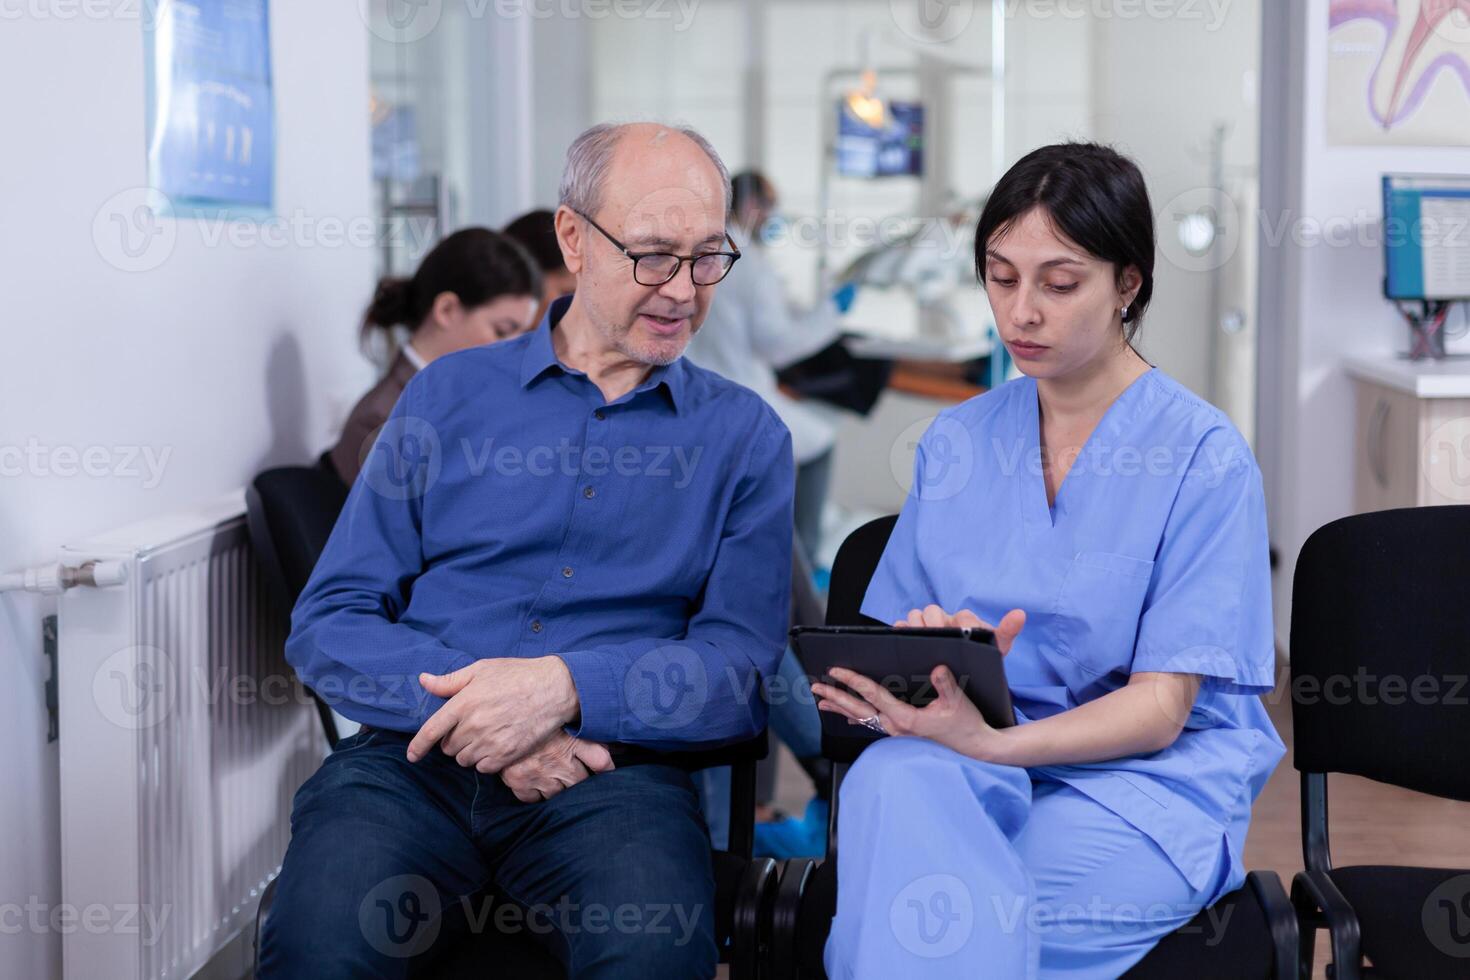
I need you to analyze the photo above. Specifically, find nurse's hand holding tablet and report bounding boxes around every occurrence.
[810,604,1026,758]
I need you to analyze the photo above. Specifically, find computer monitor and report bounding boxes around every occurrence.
[835,99,924,179]
[1382,174,1470,301]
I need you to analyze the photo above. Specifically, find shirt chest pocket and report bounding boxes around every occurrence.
[1051,551,1155,673]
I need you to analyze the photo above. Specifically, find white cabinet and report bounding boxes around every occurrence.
[1347,357,1470,513]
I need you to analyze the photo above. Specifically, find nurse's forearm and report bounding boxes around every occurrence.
[979,671,1201,768]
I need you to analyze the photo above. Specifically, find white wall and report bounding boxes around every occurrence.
[1258,0,1470,643]
[588,0,750,163]
[531,17,592,208]
[1089,0,1261,416]
[0,8,374,977]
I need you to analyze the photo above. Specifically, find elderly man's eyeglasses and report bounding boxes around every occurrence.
[574,209,741,286]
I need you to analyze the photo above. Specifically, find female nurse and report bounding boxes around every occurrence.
[810,142,1286,979]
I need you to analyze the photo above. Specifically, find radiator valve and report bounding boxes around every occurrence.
[0,560,130,594]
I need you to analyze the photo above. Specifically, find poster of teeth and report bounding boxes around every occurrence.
[146,0,275,212]
[1326,0,1470,146]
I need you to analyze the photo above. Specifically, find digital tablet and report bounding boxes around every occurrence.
[789,625,1016,740]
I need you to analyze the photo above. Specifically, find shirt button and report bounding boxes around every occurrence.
[562,567,574,578]
[530,620,543,633]
[583,486,596,499]
[593,409,606,420]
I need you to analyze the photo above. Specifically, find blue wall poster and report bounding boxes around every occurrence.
[146,0,275,214]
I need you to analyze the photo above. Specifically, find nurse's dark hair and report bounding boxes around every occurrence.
[362,227,541,345]
[974,142,1155,342]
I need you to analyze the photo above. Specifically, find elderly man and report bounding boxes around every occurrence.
[259,122,793,978]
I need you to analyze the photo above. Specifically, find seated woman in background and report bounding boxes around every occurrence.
[811,142,1285,978]
[328,227,541,484]
[503,208,578,325]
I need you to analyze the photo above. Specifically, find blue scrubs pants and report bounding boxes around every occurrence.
[825,738,1227,979]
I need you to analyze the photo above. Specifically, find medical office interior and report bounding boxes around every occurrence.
[4,0,1470,977]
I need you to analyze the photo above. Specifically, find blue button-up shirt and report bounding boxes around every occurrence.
[288,297,795,748]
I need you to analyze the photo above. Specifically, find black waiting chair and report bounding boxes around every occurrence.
[244,458,777,979]
[245,455,350,746]
[767,515,1298,979]
[1289,507,1470,978]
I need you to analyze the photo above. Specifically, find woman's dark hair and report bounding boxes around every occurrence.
[974,142,1155,342]
[362,227,542,345]
[501,209,566,273]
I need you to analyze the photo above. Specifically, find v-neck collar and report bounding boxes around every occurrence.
[1019,368,1156,530]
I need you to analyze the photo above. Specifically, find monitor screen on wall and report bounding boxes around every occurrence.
[1382,174,1470,301]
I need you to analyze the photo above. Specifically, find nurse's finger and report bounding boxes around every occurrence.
[811,683,878,723]
[921,605,950,628]
[953,609,985,629]
[810,681,876,717]
[930,666,983,721]
[827,667,915,725]
[816,698,864,723]
[905,608,927,628]
[995,608,1028,655]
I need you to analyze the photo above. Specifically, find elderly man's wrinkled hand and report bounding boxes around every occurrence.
[500,731,615,803]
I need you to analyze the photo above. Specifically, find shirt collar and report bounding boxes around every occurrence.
[400,340,429,372]
[519,294,686,413]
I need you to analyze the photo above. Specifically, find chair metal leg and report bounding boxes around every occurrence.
[1289,872,1322,980]
[1291,870,1361,980]
[1246,870,1299,979]
[722,748,767,976]
[729,758,758,861]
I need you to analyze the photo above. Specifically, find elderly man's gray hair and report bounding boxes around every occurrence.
[558,122,732,218]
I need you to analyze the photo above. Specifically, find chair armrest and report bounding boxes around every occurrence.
[609,732,770,860]
[1291,869,1361,980]
[608,732,769,771]
[1245,870,1298,979]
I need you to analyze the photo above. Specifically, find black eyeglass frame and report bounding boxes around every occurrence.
[573,208,742,286]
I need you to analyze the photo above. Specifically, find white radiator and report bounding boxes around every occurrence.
[57,492,323,980]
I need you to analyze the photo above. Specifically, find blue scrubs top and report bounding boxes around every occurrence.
[862,368,1286,898]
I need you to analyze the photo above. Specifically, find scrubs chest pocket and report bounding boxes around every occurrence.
[1052,551,1155,673]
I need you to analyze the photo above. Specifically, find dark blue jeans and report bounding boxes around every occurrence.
[258,726,717,979]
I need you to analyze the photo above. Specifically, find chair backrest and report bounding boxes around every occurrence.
[245,461,351,748]
[824,514,899,627]
[245,462,350,612]
[820,515,899,767]
[1290,506,1470,801]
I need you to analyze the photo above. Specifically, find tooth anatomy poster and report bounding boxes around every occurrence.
[1327,0,1470,146]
